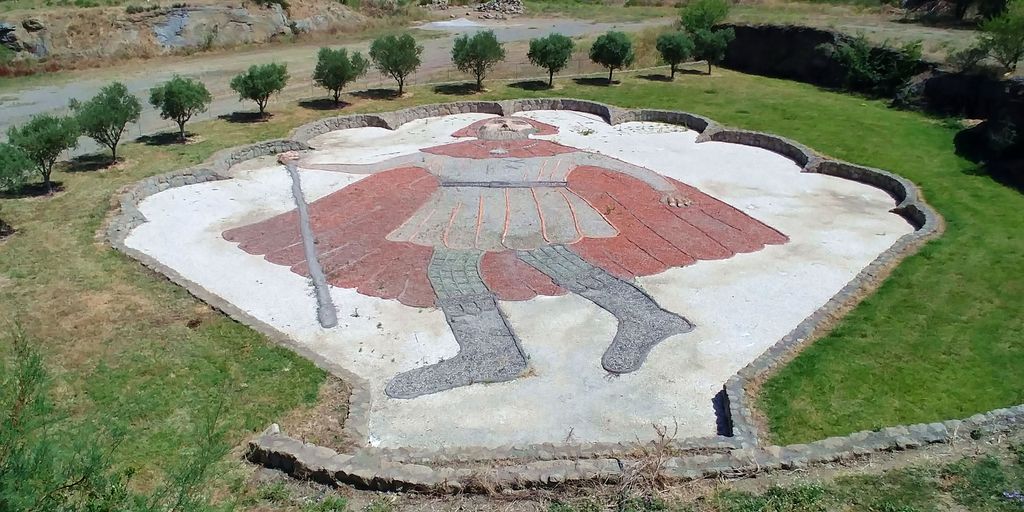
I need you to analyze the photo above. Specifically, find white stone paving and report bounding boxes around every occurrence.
[125,111,913,449]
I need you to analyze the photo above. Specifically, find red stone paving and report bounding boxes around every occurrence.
[450,117,560,138]
[423,139,577,160]
[224,156,787,308]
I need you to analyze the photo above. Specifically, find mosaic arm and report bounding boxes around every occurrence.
[277,151,428,174]
[578,152,691,207]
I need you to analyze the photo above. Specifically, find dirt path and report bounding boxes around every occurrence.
[0,17,669,156]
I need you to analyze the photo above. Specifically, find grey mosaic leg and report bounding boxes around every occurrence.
[518,245,694,374]
[384,250,529,399]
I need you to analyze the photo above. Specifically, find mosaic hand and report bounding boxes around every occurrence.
[661,192,691,208]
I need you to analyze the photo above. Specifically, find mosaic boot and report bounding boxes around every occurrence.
[384,250,529,399]
[519,245,694,374]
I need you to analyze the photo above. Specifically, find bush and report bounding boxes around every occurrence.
[6,114,79,194]
[369,33,423,96]
[149,75,212,142]
[69,82,141,162]
[655,31,695,78]
[680,0,730,33]
[589,31,635,83]
[822,35,924,97]
[229,63,289,116]
[0,143,32,192]
[528,33,575,88]
[979,0,1024,73]
[948,45,991,73]
[451,30,506,91]
[313,47,369,105]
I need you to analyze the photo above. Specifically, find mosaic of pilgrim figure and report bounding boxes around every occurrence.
[223,116,788,398]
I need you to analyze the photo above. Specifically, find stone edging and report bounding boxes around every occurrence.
[104,98,1023,491]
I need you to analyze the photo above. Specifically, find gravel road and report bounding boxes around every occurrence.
[0,17,669,156]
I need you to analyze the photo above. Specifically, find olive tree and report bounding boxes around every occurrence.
[692,27,734,74]
[589,31,635,84]
[369,33,423,96]
[149,76,212,142]
[681,0,730,33]
[6,114,79,194]
[528,33,575,88]
[656,31,695,79]
[0,143,33,192]
[980,0,1024,73]
[229,63,289,116]
[451,30,506,91]
[313,47,369,105]
[680,0,735,74]
[69,82,141,162]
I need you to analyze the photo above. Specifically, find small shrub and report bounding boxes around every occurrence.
[313,47,369,104]
[258,481,291,503]
[948,45,991,73]
[979,0,1024,73]
[305,495,349,512]
[528,33,575,87]
[451,30,506,91]
[229,62,289,116]
[589,31,635,83]
[822,35,924,97]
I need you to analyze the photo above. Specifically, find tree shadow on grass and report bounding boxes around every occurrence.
[298,98,351,111]
[638,74,674,82]
[351,88,401,100]
[136,132,190,146]
[65,153,115,173]
[433,83,481,96]
[573,77,616,87]
[217,111,270,124]
[0,182,64,199]
[508,80,552,91]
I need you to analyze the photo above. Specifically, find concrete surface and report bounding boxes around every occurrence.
[124,110,913,450]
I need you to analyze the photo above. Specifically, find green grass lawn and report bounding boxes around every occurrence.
[0,67,1021,495]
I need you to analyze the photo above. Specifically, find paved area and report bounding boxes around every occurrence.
[124,110,913,449]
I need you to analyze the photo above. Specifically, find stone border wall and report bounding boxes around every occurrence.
[105,99,1024,491]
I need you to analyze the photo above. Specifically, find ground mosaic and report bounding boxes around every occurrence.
[105,99,1023,491]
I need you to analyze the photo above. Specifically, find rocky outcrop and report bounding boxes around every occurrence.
[476,0,523,17]
[1,0,362,62]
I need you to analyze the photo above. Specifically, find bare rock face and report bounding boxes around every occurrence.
[22,18,45,32]
[0,22,18,51]
[476,0,523,16]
